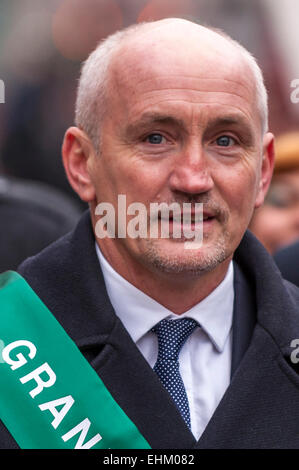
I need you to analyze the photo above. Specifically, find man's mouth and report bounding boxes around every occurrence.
[159,212,215,223]
[202,211,215,222]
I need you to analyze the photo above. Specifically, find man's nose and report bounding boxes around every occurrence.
[169,141,214,195]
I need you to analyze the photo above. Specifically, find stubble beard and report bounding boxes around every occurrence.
[140,227,232,277]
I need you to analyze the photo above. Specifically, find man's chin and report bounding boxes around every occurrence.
[140,237,230,276]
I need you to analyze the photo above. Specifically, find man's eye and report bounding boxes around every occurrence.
[145,133,165,144]
[215,135,235,147]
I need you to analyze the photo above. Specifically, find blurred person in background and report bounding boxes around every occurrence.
[0,62,83,205]
[274,239,299,287]
[0,175,82,272]
[250,131,299,253]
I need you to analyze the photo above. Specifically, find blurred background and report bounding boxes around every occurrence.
[0,0,299,271]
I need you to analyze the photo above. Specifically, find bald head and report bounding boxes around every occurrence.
[75,18,268,152]
[116,18,243,64]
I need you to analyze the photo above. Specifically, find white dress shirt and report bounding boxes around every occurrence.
[96,243,234,440]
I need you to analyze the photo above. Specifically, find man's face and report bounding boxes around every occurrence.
[88,26,271,276]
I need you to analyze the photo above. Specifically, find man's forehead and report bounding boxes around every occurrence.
[108,21,254,97]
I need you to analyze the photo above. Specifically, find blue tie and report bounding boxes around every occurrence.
[151,318,198,428]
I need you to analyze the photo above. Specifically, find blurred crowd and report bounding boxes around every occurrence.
[250,132,299,254]
[0,0,299,284]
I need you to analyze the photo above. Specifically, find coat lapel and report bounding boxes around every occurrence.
[230,261,256,378]
[195,323,299,448]
[89,318,196,448]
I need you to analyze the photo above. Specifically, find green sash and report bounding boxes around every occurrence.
[0,271,151,449]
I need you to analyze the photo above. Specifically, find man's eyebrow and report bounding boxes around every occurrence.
[204,115,255,142]
[205,115,253,128]
[126,113,186,134]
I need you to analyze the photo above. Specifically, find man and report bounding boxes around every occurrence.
[1,18,299,449]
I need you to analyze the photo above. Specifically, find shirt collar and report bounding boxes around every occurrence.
[96,243,234,353]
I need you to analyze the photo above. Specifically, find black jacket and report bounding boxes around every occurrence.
[1,211,299,449]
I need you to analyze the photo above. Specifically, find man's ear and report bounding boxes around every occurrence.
[254,132,275,209]
[62,127,96,202]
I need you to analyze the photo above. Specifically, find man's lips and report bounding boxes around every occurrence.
[202,212,215,221]
[159,212,216,222]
